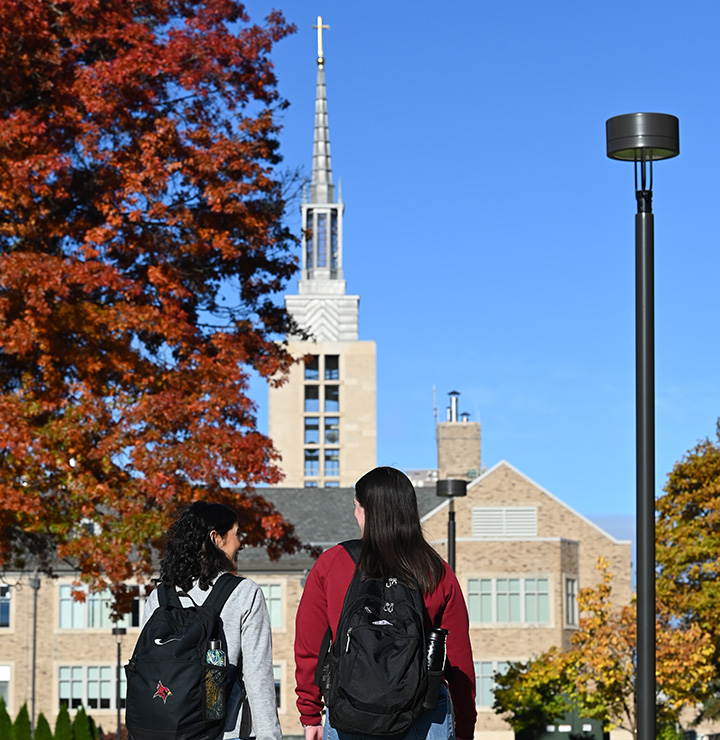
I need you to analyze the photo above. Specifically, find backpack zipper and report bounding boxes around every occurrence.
[345,627,353,653]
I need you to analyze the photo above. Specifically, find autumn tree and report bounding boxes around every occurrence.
[656,420,720,718]
[494,560,714,738]
[0,0,305,605]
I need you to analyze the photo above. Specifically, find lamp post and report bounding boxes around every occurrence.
[28,573,41,736]
[606,112,679,740]
[112,625,127,740]
[436,479,467,571]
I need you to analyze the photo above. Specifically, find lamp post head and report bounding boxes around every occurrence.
[606,113,679,161]
[437,479,467,499]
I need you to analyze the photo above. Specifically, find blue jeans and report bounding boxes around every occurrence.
[324,685,455,740]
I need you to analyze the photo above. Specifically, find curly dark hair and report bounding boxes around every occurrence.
[159,501,238,591]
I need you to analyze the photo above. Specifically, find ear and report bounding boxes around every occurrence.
[210,530,221,548]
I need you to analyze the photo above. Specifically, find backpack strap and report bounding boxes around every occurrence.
[313,540,361,688]
[340,538,362,563]
[155,572,243,612]
[156,582,184,609]
[203,572,244,613]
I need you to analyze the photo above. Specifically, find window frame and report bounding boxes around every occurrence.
[468,577,551,626]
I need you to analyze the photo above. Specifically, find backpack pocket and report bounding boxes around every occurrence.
[202,662,228,722]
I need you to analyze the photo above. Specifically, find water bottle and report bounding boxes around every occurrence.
[206,639,226,667]
[422,628,448,710]
[205,639,226,720]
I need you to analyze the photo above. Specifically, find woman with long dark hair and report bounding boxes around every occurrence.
[294,467,476,740]
[142,501,282,740]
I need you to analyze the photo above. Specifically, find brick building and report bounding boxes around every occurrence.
[0,466,631,739]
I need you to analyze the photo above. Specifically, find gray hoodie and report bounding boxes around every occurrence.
[142,573,282,740]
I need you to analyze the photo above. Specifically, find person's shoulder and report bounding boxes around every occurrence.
[318,541,358,566]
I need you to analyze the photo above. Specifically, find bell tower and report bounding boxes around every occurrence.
[268,17,376,488]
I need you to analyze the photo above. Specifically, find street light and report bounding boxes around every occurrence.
[112,626,127,740]
[28,573,41,737]
[606,112,679,740]
[436,479,467,572]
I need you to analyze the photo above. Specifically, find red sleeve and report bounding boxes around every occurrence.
[294,545,355,726]
[425,563,477,738]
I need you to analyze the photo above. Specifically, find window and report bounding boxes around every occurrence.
[324,386,339,413]
[0,585,10,628]
[273,665,282,708]
[475,661,509,708]
[317,213,327,267]
[324,449,340,478]
[59,665,125,711]
[565,577,578,627]
[468,578,550,625]
[87,666,113,709]
[324,417,339,444]
[325,355,339,380]
[305,210,314,270]
[304,386,319,413]
[304,417,320,445]
[330,213,338,270]
[325,482,340,488]
[0,665,9,706]
[59,586,141,630]
[304,356,319,381]
[259,583,282,629]
[304,481,319,488]
[304,449,319,477]
[472,507,537,538]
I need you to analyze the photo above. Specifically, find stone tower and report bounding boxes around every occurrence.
[268,18,376,488]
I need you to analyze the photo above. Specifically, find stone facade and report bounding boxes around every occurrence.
[268,339,376,488]
[0,468,632,739]
[437,420,482,481]
[421,461,632,736]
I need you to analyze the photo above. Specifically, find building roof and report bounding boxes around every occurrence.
[238,485,444,573]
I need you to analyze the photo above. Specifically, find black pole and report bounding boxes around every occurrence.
[448,498,456,572]
[636,187,655,740]
[29,574,40,737]
[117,636,122,740]
[32,586,37,731]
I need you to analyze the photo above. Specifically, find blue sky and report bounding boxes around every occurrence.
[243,0,720,531]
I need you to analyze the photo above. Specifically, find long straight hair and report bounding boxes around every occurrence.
[355,466,445,596]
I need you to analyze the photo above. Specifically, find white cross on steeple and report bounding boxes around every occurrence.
[313,15,329,66]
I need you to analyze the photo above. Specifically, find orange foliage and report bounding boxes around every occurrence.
[0,0,306,606]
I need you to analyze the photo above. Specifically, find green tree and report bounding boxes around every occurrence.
[72,706,93,740]
[11,703,31,740]
[493,648,574,733]
[0,697,11,740]
[656,421,720,642]
[494,560,714,738]
[656,420,720,720]
[55,705,73,740]
[34,713,54,740]
[0,0,305,610]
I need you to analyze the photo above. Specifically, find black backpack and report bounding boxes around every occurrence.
[125,573,243,740]
[315,540,429,738]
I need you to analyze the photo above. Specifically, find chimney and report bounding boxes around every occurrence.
[436,390,481,481]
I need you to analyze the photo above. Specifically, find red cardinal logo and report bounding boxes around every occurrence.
[153,680,173,704]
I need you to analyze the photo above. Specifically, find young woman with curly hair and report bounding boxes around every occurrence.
[142,501,281,740]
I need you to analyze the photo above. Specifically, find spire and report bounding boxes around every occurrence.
[311,16,333,203]
[286,15,357,341]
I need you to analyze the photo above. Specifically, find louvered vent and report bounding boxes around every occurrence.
[472,507,538,538]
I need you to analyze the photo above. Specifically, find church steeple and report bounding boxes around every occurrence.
[310,16,333,204]
[299,16,346,289]
[268,16,376,489]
